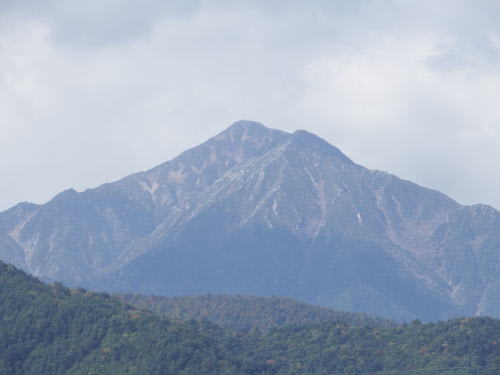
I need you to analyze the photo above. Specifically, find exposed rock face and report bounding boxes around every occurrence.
[1,120,499,321]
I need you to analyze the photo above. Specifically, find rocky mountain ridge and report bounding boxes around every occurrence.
[1,120,499,321]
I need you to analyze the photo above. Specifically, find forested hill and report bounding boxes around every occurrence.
[0,261,265,375]
[2,260,500,375]
[118,294,395,332]
[242,318,500,375]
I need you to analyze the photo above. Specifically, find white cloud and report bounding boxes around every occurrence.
[298,26,500,206]
[1,1,500,210]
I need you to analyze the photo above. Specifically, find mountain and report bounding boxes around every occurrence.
[2,260,500,375]
[117,294,395,332]
[1,120,499,321]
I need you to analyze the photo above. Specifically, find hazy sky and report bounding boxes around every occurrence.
[1,0,500,211]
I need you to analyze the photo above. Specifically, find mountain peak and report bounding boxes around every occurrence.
[4,120,500,322]
[289,129,355,165]
[196,120,291,166]
[228,119,268,130]
[291,129,327,145]
[52,188,78,201]
[216,120,289,143]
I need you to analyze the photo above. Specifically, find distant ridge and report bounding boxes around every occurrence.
[117,294,396,332]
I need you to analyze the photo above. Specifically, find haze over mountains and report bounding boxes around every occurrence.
[1,120,499,322]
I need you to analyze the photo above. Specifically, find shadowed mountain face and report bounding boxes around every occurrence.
[1,120,499,321]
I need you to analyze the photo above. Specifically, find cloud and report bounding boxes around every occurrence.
[1,1,500,210]
[296,10,500,206]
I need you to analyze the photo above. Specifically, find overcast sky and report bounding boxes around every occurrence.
[1,0,500,211]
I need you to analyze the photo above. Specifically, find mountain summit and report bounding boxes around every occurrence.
[1,121,499,321]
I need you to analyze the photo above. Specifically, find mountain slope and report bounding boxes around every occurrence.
[1,120,499,321]
[0,122,288,283]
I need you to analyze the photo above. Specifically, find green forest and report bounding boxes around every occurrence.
[1,261,499,375]
[117,293,395,332]
[0,262,263,375]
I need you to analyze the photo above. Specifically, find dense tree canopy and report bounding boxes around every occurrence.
[1,261,499,374]
[241,318,500,375]
[0,262,266,375]
[118,293,394,332]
